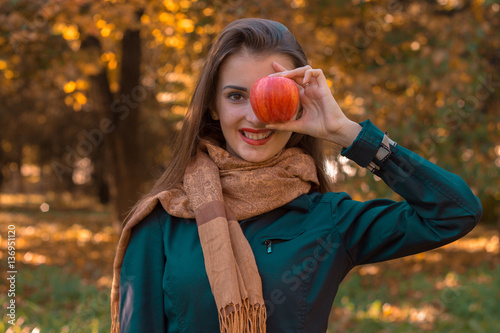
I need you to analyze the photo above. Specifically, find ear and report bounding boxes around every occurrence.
[210,109,219,120]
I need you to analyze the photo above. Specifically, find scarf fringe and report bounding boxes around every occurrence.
[218,299,267,333]
[111,297,119,333]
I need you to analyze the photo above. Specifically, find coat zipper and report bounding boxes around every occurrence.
[260,229,306,255]
[264,240,272,254]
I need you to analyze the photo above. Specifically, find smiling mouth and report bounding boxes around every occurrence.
[241,130,273,140]
[239,129,275,145]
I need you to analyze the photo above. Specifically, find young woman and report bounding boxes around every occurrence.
[110,18,482,333]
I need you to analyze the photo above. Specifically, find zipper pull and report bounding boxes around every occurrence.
[264,240,272,254]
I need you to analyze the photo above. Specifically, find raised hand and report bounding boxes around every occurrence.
[266,62,361,148]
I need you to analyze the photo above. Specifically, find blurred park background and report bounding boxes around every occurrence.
[1,0,499,331]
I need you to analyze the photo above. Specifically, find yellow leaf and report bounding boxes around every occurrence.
[179,19,194,33]
[203,8,214,16]
[193,41,202,53]
[101,26,111,37]
[74,92,87,105]
[152,28,162,37]
[63,25,80,41]
[164,0,179,12]
[108,58,117,70]
[64,95,74,106]
[179,0,191,10]
[141,14,151,24]
[160,12,175,25]
[96,19,107,29]
[64,81,76,94]
[76,79,89,90]
[4,70,14,79]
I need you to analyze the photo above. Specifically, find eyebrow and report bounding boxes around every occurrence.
[222,85,248,92]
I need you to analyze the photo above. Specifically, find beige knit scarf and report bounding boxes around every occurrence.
[111,139,319,333]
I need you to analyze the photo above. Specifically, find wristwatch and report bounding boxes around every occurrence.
[367,133,397,173]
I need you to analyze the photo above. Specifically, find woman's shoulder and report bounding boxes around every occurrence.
[129,202,171,236]
[131,201,197,234]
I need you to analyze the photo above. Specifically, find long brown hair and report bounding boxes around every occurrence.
[124,18,334,225]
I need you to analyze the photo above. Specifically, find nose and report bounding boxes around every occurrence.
[245,103,265,126]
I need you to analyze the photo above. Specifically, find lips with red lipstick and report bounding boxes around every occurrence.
[239,128,275,145]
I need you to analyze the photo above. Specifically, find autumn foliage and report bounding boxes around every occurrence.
[1,1,500,331]
[0,0,499,225]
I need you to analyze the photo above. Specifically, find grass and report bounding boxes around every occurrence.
[328,263,500,332]
[0,264,111,333]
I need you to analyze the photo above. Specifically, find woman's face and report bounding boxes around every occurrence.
[214,51,297,163]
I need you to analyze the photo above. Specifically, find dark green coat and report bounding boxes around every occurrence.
[119,120,482,332]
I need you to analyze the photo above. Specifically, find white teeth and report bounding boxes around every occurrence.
[243,131,272,140]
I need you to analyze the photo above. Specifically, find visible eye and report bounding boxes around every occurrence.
[227,91,246,103]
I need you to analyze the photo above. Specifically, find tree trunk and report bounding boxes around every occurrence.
[108,27,145,231]
[83,20,145,232]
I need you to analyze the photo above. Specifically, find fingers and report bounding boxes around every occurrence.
[269,64,311,80]
[302,68,322,85]
[270,64,327,89]
[265,119,305,135]
[270,62,302,85]
[272,62,288,72]
[265,122,294,132]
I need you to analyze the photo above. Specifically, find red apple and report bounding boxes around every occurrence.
[249,76,300,124]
